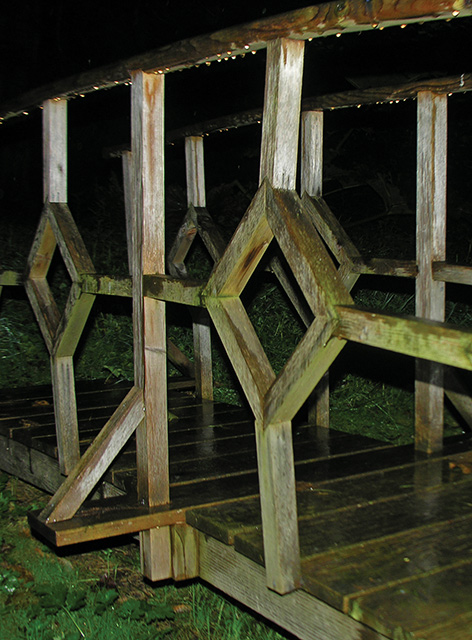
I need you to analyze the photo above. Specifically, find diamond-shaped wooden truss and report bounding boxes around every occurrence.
[167,203,226,278]
[203,180,354,426]
[25,202,95,357]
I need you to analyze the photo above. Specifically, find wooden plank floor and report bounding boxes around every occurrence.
[2,380,472,639]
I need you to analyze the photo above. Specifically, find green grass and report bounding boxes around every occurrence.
[0,474,287,640]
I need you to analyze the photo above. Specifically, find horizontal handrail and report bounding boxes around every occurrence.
[0,0,470,122]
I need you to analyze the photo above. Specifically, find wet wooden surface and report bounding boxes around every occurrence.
[3,380,472,638]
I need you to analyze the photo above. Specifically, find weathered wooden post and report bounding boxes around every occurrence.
[26,98,95,475]
[131,70,171,580]
[301,110,330,427]
[415,91,447,453]
[185,136,213,400]
[256,38,305,594]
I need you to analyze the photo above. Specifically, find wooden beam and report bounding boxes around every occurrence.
[264,317,345,426]
[185,136,213,401]
[205,181,273,297]
[260,40,304,189]
[267,189,353,317]
[415,91,447,453]
[1,2,469,122]
[80,274,133,297]
[131,70,171,582]
[143,274,204,306]
[256,38,305,595]
[198,534,390,640]
[335,306,472,371]
[42,99,82,475]
[39,386,144,523]
[433,261,472,285]
[206,296,274,422]
[301,112,328,427]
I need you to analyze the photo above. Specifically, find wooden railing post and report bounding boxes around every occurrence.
[131,70,172,581]
[415,91,447,453]
[185,136,213,400]
[43,98,80,475]
[257,37,304,594]
[301,110,330,427]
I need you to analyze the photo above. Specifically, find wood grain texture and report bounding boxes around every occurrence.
[131,70,169,505]
[50,355,80,474]
[433,261,472,285]
[259,39,304,189]
[185,136,213,400]
[198,533,390,640]
[336,306,472,371]
[205,180,273,297]
[2,2,470,122]
[206,296,274,422]
[264,317,345,425]
[40,386,144,523]
[255,419,301,593]
[42,99,67,203]
[415,91,447,453]
[267,189,353,316]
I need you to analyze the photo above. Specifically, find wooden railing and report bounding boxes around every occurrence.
[2,0,472,596]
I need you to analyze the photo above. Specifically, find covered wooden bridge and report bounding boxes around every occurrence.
[3,1,472,638]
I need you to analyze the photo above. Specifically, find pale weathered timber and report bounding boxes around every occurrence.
[1,2,470,122]
[204,181,273,297]
[206,296,275,422]
[260,39,304,189]
[255,419,301,593]
[302,193,363,291]
[433,261,472,285]
[415,91,447,453]
[131,70,171,582]
[42,99,67,203]
[301,111,330,426]
[335,306,472,371]
[185,136,213,401]
[198,534,390,640]
[267,189,353,316]
[255,37,305,595]
[264,317,345,426]
[39,386,144,523]
[34,100,88,474]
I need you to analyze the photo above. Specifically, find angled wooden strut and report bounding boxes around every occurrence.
[39,386,144,524]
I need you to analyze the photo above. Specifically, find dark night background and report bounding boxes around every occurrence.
[2,1,472,267]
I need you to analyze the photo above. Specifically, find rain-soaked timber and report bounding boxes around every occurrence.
[2,1,472,638]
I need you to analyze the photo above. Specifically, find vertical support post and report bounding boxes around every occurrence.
[131,70,171,580]
[185,136,213,400]
[415,91,447,453]
[43,98,80,475]
[257,38,304,594]
[301,110,329,427]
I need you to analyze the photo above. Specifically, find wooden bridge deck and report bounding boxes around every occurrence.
[2,380,472,639]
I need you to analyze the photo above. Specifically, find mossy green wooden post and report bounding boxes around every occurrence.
[131,70,172,581]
